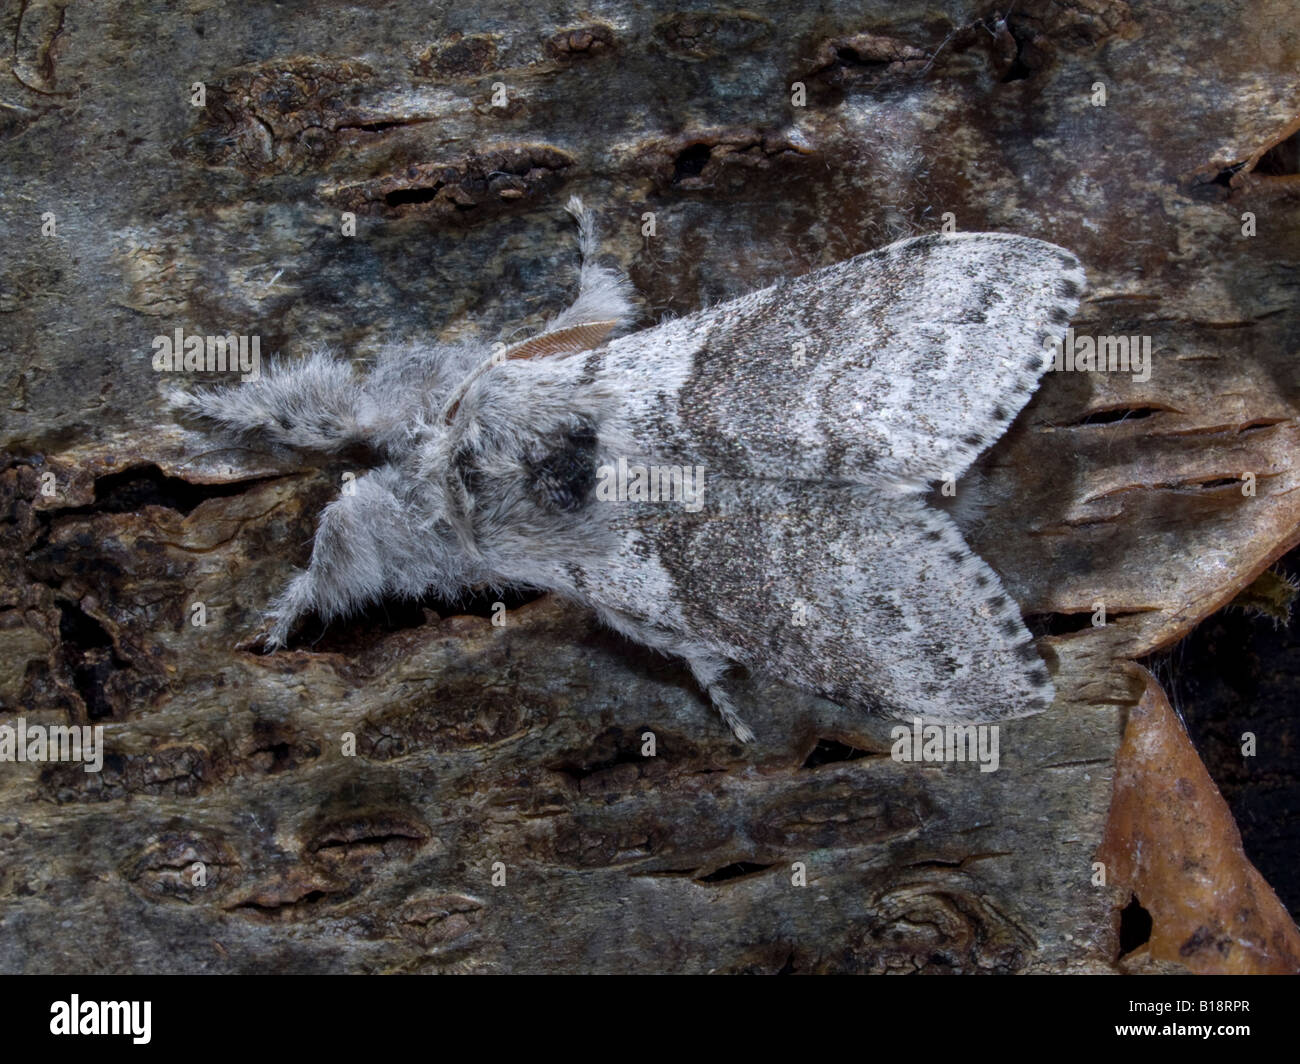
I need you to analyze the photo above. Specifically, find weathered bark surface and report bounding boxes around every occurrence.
[2,1,1297,973]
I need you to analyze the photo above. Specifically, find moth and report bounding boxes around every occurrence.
[172,199,1084,742]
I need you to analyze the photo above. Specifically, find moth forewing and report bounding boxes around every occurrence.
[597,231,1084,490]
[564,230,1082,734]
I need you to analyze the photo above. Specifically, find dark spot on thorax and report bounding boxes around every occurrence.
[528,417,599,513]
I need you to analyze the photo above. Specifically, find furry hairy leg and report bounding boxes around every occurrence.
[169,349,376,455]
[592,604,755,742]
[263,465,429,646]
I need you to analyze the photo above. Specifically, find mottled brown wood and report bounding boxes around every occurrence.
[1,0,1298,973]
[1100,666,1300,974]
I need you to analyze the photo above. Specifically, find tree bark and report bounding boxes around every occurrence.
[2,0,1297,972]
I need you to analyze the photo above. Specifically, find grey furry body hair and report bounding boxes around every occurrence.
[172,198,1084,742]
